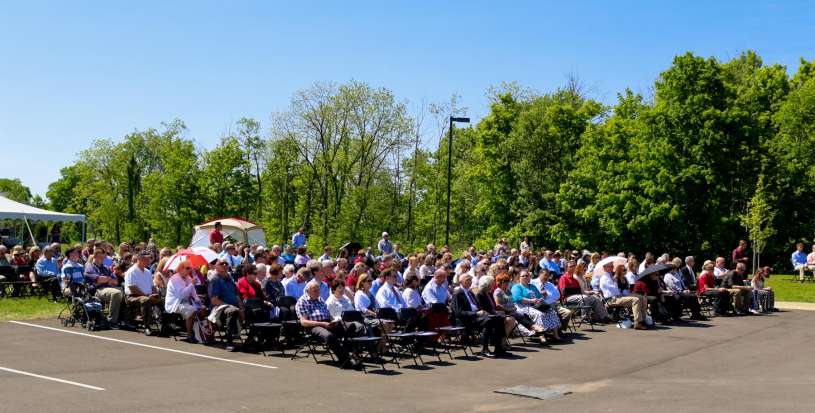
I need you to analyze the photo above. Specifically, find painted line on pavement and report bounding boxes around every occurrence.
[9,321,278,370]
[0,366,105,391]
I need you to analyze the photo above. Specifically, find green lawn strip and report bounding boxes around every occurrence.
[765,274,815,303]
[0,297,64,321]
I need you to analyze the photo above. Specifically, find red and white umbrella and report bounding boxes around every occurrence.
[165,247,219,271]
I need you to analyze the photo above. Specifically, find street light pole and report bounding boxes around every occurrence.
[446,116,470,247]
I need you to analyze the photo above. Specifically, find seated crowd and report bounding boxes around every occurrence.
[0,232,794,370]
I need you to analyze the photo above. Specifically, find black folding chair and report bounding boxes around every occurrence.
[243,298,282,355]
[342,310,385,372]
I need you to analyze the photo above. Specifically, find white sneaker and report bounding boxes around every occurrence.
[749,309,760,315]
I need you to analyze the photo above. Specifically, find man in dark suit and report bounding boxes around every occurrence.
[451,273,509,358]
[680,256,698,292]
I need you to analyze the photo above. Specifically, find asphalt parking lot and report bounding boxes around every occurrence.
[2,310,814,413]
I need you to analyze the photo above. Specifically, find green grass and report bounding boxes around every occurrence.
[765,274,815,303]
[0,297,65,321]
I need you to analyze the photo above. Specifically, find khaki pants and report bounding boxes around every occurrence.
[609,295,647,323]
[726,288,752,312]
[126,295,155,327]
[565,294,609,320]
[96,288,123,324]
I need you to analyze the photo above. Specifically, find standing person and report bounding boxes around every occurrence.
[377,232,393,256]
[209,222,224,246]
[520,236,533,253]
[791,243,809,282]
[732,239,749,268]
[124,251,161,336]
[291,227,307,249]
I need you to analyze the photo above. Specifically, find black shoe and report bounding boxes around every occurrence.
[108,322,120,330]
[690,315,708,321]
[182,336,198,344]
[225,344,237,352]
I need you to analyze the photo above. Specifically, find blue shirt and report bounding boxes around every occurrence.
[209,275,239,307]
[35,256,59,279]
[792,251,808,267]
[540,258,561,275]
[283,278,307,298]
[60,260,85,289]
[511,283,542,304]
[370,278,384,298]
[291,232,307,248]
[421,280,450,304]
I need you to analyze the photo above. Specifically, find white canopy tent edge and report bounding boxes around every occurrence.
[0,195,86,245]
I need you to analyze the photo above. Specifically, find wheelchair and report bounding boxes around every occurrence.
[58,283,109,331]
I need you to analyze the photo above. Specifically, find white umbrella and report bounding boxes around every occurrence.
[592,256,627,277]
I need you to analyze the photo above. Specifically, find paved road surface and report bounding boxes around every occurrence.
[1,310,813,412]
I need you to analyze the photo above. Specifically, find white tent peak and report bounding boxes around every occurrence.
[190,216,267,248]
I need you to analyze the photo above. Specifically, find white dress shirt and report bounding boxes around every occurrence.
[599,273,622,298]
[402,287,422,308]
[354,290,375,312]
[375,282,406,310]
[325,294,354,320]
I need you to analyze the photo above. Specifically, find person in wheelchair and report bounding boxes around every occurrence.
[84,248,124,327]
[60,247,86,298]
[124,251,161,336]
[165,260,205,342]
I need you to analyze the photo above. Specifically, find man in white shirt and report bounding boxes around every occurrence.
[713,257,728,284]
[124,251,160,336]
[375,269,406,311]
[598,262,647,330]
[638,252,654,273]
[421,269,451,304]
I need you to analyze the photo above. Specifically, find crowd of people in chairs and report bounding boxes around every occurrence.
[0,226,805,371]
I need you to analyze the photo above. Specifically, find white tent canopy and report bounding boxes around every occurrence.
[0,194,86,244]
[0,195,85,223]
[190,217,267,248]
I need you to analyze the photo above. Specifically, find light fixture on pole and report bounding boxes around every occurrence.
[446,116,470,247]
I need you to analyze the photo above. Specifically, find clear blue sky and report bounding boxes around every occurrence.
[1,1,813,199]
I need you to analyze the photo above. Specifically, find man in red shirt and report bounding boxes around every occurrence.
[698,260,732,316]
[209,222,224,245]
[731,240,749,268]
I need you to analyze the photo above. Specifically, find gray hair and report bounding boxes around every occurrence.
[478,275,495,291]
[305,280,321,292]
[685,256,694,264]
[283,264,296,275]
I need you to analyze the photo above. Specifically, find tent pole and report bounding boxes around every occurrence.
[82,221,86,243]
[24,216,36,246]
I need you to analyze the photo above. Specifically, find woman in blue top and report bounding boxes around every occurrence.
[511,270,562,340]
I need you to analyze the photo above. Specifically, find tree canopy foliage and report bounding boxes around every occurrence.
[31,51,815,267]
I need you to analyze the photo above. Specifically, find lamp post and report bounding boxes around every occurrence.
[446,116,470,247]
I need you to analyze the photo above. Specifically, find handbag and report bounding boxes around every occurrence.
[193,317,215,343]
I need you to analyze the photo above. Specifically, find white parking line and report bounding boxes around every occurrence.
[10,321,278,370]
[0,366,105,391]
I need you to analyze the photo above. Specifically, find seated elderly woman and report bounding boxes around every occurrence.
[511,270,563,341]
[494,273,547,342]
[476,275,529,342]
[165,260,205,342]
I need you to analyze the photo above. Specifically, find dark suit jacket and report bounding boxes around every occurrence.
[476,289,498,314]
[451,288,479,326]
[680,266,697,289]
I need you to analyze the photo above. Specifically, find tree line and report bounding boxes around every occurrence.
[12,50,814,268]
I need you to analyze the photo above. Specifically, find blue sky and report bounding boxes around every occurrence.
[1,1,813,199]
